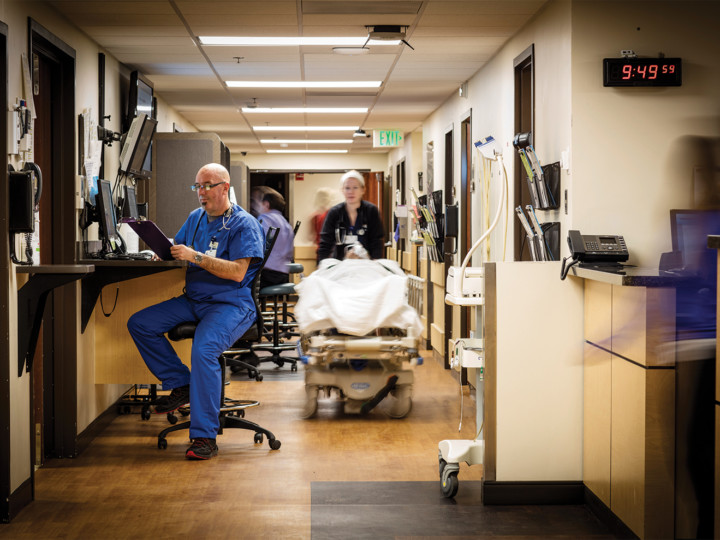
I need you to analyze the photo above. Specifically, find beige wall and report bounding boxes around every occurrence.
[419,0,572,268]
[571,0,720,266]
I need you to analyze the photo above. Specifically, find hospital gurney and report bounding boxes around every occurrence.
[294,258,424,418]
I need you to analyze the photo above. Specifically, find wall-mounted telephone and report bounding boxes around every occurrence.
[8,162,43,265]
[561,230,629,279]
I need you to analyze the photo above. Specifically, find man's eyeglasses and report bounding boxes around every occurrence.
[191,182,225,192]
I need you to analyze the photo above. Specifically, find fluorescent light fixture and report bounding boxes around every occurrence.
[253,126,358,132]
[333,47,370,56]
[227,80,381,88]
[199,36,400,46]
[267,149,348,154]
[261,139,352,144]
[242,107,367,114]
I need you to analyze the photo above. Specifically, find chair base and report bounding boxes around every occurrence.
[156,413,281,450]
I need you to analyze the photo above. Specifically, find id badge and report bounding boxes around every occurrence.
[206,239,218,258]
[345,234,358,244]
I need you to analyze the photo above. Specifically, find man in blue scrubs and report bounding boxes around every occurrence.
[128,163,265,460]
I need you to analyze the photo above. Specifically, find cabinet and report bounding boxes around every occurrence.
[149,132,233,237]
[580,271,675,539]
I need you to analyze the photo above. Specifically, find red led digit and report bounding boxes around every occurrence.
[637,65,647,78]
[622,65,632,79]
[662,65,668,74]
[648,65,658,79]
[668,65,675,74]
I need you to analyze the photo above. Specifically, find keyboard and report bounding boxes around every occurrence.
[103,252,153,261]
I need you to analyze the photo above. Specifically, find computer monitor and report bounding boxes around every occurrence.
[670,209,720,270]
[119,113,157,180]
[122,185,139,219]
[96,179,123,254]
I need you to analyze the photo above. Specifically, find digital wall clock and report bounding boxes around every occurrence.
[603,57,682,87]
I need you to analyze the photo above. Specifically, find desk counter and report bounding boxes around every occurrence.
[79,260,190,384]
[571,267,675,539]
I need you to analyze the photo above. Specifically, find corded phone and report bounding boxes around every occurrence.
[561,230,629,279]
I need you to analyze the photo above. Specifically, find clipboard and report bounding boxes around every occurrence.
[122,218,174,261]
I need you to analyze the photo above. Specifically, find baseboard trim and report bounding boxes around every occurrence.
[76,397,123,456]
[482,480,584,505]
[584,486,637,539]
[2,476,32,523]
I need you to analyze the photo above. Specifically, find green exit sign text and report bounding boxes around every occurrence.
[373,129,404,148]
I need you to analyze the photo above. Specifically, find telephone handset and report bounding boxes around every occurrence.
[561,230,629,279]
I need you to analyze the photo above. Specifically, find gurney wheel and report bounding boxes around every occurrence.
[441,471,459,498]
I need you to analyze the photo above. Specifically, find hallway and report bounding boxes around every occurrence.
[1,356,617,539]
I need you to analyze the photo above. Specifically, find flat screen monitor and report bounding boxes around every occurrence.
[123,185,139,219]
[126,71,155,175]
[119,113,157,180]
[96,179,122,253]
[670,209,720,270]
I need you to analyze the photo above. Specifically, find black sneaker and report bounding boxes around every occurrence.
[186,438,218,460]
[153,385,190,414]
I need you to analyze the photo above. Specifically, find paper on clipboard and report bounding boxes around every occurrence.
[122,218,174,261]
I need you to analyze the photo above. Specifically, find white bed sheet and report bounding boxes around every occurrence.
[294,258,423,336]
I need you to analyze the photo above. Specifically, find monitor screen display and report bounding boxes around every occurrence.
[96,179,120,252]
[123,185,139,219]
[119,113,157,180]
[670,209,720,270]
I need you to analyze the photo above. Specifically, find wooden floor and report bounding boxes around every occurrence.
[1,354,615,539]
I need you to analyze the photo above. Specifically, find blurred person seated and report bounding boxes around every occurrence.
[252,186,295,289]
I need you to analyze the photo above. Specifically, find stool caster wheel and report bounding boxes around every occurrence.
[255,373,264,382]
[254,433,263,444]
[269,438,281,450]
[141,407,151,421]
[167,412,178,424]
[158,438,168,450]
[291,363,297,372]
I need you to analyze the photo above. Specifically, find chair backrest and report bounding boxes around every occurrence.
[293,220,301,236]
[245,226,279,340]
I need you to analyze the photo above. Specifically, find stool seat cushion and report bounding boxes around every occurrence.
[168,321,198,342]
[287,263,304,274]
[260,282,296,297]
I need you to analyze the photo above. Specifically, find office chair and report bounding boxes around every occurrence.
[155,227,281,451]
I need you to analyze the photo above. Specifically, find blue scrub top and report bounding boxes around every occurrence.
[175,204,265,309]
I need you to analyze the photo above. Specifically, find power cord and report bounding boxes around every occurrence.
[560,256,580,280]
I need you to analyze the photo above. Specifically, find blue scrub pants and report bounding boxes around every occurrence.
[127,295,255,439]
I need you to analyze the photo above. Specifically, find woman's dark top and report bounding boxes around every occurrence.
[317,200,385,261]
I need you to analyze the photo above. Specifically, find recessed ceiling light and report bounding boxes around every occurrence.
[253,126,359,131]
[267,149,349,154]
[261,139,353,144]
[199,36,400,46]
[332,47,370,56]
[227,80,380,88]
[242,107,367,113]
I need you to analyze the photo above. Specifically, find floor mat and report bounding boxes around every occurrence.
[311,481,620,540]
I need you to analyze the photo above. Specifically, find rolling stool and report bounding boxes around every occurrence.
[155,321,281,451]
[255,264,303,371]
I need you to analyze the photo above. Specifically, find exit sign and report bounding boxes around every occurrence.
[373,129,404,148]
